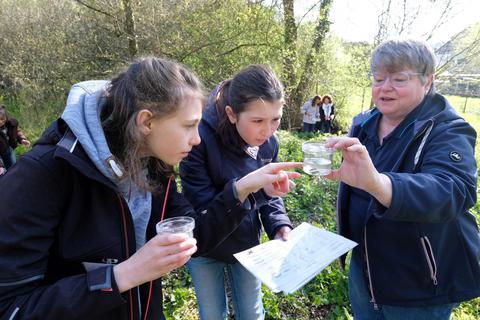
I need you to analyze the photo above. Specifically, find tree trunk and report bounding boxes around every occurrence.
[281,0,297,130]
[121,0,138,59]
[289,0,333,129]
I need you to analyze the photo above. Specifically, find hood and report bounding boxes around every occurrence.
[60,80,152,250]
[411,93,463,136]
[60,80,120,182]
[202,85,222,131]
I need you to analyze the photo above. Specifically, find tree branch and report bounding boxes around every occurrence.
[298,0,324,26]
[425,0,453,41]
[73,0,116,19]
[216,43,271,56]
[436,29,480,75]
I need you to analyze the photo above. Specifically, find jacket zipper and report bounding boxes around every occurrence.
[363,228,379,310]
[8,307,19,320]
[420,236,438,286]
[116,192,135,320]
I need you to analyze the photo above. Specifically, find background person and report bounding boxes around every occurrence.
[326,39,480,320]
[180,65,295,320]
[319,94,335,133]
[0,105,30,174]
[300,95,321,132]
[0,57,300,320]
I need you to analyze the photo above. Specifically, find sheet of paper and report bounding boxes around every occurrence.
[233,222,357,293]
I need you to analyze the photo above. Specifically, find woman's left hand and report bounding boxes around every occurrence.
[324,137,378,189]
[274,226,291,241]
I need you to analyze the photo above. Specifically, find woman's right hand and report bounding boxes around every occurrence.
[113,233,197,293]
[234,162,302,202]
[324,137,392,207]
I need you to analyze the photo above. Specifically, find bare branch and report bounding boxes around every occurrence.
[178,29,247,61]
[436,28,480,74]
[216,43,271,57]
[396,0,408,35]
[73,0,116,19]
[298,0,324,26]
[425,0,454,41]
[375,0,392,45]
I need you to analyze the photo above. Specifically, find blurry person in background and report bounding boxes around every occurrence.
[300,95,321,132]
[319,95,335,133]
[0,105,30,174]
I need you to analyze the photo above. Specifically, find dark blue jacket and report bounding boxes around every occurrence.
[0,119,256,320]
[180,90,292,263]
[337,93,480,306]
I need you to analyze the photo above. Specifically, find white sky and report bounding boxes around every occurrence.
[296,0,480,44]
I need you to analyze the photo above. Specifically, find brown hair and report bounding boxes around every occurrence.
[322,94,333,104]
[101,57,205,193]
[312,95,321,106]
[215,64,284,149]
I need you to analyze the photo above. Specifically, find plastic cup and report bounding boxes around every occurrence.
[155,216,195,238]
[302,141,335,176]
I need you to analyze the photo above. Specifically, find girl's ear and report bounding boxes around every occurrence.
[225,106,237,124]
[136,109,154,135]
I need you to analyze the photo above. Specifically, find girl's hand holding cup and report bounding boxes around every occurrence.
[113,218,197,293]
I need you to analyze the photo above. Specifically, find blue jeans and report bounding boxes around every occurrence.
[303,122,315,132]
[0,147,16,169]
[349,250,457,320]
[187,256,265,320]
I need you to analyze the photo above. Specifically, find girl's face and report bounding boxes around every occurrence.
[0,116,6,127]
[323,97,331,104]
[226,99,283,147]
[142,96,202,165]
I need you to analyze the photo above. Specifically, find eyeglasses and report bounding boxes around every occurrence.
[369,71,423,88]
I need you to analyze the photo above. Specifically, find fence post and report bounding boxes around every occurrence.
[463,96,468,113]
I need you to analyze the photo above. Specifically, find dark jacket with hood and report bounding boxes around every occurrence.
[180,87,292,263]
[0,86,259,320]
[337,93,480,307]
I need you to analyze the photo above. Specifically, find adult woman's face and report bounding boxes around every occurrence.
[372,68,433,123]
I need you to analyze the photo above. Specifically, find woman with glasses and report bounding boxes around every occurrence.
[325,39,480,319]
